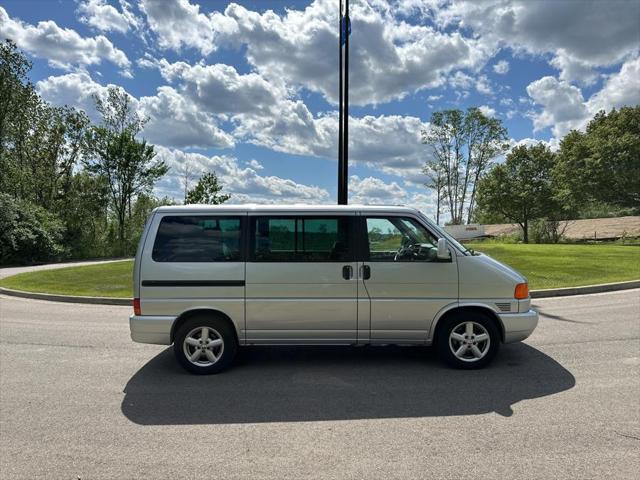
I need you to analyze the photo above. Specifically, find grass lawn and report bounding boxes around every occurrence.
[0,244,638,296]
[473,243,640,289]
[0,260,134,298]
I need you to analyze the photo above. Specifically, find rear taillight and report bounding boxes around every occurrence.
[133,298,141,316]
[514,283,529,299]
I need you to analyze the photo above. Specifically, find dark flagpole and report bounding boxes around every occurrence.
[338,0,344,204]
[342,0,349,205]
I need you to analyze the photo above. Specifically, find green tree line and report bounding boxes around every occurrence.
[423,106,640,242]
[0,40,229,265]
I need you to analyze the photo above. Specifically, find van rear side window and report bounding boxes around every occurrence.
[252,216,351,262]
[152,216,242,262]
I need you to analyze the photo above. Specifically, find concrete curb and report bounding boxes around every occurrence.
[530,280,640,298]
[2,280,639,305]
[0,287,130,305]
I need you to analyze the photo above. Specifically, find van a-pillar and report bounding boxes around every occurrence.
[338,0,350,205]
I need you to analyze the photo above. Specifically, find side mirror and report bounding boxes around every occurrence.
[437,238,451,260]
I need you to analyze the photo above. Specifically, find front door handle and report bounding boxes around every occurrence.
[342,265,353,280]
[360,265,371,280]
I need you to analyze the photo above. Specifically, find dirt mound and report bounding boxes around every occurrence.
[484,216,640,240]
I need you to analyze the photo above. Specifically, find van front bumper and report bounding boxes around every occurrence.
[499,309,539,343]
[129,315,175,345]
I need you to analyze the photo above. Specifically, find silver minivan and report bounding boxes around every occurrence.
[130,204,538,374]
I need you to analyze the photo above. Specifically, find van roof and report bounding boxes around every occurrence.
[154,204,421,214]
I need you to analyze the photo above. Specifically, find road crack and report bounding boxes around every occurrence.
[0,341,96,349]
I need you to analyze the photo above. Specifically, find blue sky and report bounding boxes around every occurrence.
[1,0,638,217]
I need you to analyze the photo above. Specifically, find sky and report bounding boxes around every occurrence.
[1,0,639,219]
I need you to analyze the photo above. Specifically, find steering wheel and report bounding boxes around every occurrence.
[394,243,420,261]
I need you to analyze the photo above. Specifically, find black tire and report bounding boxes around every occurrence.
[173,314,237,374]
[435,311,500,369]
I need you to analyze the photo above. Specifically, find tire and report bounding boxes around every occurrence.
[173,314,237,374]
[435,311,500,369]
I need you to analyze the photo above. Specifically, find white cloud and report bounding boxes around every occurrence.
[526,76,588,136]
[437,0,640,82]
[349,175,407,205]
[153,147,330,204]
[36,72,110,120]
[235,109,428,178]
[155,60,285,115]
[586,57,640,114]
[475,74,492,95]
[549,51,599,86]
[478,105,496,118]
[139,87,235,149]
[509,137,558,152]
[447,71,473,90]
[37,72,233,149]
[77,0,140,34]
[247,159,264,170]
[0,6,131,73]
[349,175,438,218]
[139,0,490,106]
[526,56,640,138]
[493,60,509,74]
[139,0,236,55]
[150,58,429,176]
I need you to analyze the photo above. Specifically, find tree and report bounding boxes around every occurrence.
[179,161,194,203]
[127,193,175,252]
[56,172,110,258]
[423,162,446,225]
[554,106,640,213]
[475,144,560,243]
[422,107,509,224]
[84,87,168,254]
[185,171,230,205]
[0,40,30,159]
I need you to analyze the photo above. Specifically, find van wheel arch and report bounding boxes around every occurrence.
[170,309,239,346]
[432,306,505,344]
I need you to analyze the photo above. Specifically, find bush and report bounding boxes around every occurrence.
[0,194,66,265]
[530,218,570,244]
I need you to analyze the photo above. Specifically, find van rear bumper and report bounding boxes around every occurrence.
[129,315,174,345]
[499,309,539,343]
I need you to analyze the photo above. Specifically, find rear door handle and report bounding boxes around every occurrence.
[360,265,371,280]
[342,265,353,280]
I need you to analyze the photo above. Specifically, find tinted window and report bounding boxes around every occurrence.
[152,216,242,262]
[366,217,438,262]
[252,217,351,262]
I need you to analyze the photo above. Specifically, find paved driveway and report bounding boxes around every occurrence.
[0,290,638,479]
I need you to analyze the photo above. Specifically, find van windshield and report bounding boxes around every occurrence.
[416,212,472,255]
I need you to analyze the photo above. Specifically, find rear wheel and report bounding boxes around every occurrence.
[173,315,237,374]
[436,311,500,369]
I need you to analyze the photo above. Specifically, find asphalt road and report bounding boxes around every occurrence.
[0,290,638,479]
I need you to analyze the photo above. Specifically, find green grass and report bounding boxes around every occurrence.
[0,244,638,296]
[0,260,134,297]
[473,244,640,290]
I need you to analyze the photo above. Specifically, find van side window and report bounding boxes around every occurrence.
[366,217,439,262]
[252,217,351,262]
[152,216,242,262]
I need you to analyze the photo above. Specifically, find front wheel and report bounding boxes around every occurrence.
[435,312,500,369]
[173,315,237,374]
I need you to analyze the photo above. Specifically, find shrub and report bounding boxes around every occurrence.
[0,194,66,265]
[530,218,570,244]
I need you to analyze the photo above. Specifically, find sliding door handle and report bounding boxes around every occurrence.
[342,265,353,280]
[360,265,371,280]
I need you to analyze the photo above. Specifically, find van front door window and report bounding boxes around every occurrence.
[366,217,439,262]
